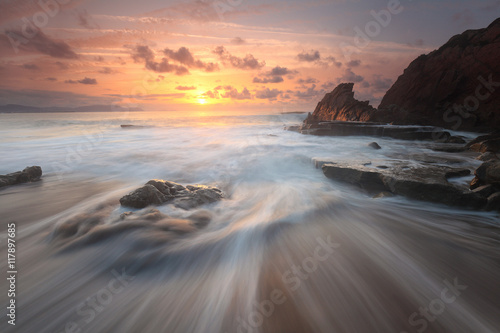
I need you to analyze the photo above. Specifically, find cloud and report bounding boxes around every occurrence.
[163,47,219,72]
[75,9,100,29]
[55,61,69,70]
[213,46,265,70]
[321,81,337,90]
[370,75,393,92]
[294,84,325,100]
[256,88,282,100]
[297,78,318,84]
[106,93,185,101]
[129,45,189,75]
[0,88,115,107]
[65,77,98,85]
[222,87,252,100]
[98,67,116,74]
[323,56,342,68]
[298,50,320,62]
[347,60,361,67]
[231,37,246,45]
[176,85,196,91]
[339,68,364,83]
[45,77,57,81]
[2,29,78,59]
[253,76,284,83]
[268,66,297,76]
[253,66,297,83]
[22,63,39,70]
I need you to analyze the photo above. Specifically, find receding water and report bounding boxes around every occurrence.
[0,111,499,333]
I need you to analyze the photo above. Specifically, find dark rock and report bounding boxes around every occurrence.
[472,185,498,198]
[294,121,451,142]
[119,184,170,209]
[445,169,471,179]
[476,152,499,162]
[470,177,485,190]
[474,161,500,185]
[376,19,500,131]
[368,142,382,150]
[0,166,42,188]
[467,132,500,153]
[120,180,224,209]
[486,192,500,211]
[432,146,467,153]
[305,83,376,124]
[445,136,467,144]
[322,162,486,210]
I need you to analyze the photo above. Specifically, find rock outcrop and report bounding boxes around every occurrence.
[0,166,42,188]
[120,179,224,209]
[321,162,488,210]
[303,19,500,132]
[376,18,500,131]
[306,83,376,124]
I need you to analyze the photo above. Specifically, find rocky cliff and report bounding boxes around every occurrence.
[306,18,500,131]
[376,18,500,131]
[307,83,376,123]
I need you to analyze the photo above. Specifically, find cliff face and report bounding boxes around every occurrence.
[376,18,500,131]
[307,19,500,131]
[308,83,376,123]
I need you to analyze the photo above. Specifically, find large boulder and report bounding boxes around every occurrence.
[375,18,500,131]
[0,166,42,188]
[120,179,224,209]
[305,83,376,124]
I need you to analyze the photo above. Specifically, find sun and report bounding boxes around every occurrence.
[197,98,207,105]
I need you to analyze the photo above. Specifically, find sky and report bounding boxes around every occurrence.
[0,0,498,113]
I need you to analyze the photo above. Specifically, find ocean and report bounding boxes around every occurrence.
[0,111,499,333]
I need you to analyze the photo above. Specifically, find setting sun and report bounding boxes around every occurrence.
[197,98,207,105]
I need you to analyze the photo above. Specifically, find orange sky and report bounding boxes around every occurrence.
[0,0,498,113]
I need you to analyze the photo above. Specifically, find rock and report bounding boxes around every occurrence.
[485,192,500,211]
[304,83,376,124]
[472,185,498,198]
[322,162,486,210]
[294,121,451,142]
[368,142,382,150]
[470,177,484,190]
[476,152,499,162]
[467,132,500,153]
[474,161,500,185]
[120,180,223,209]
[445,169,471,179]
[0,166,42,188]
[376,19,500,131]
[119,184,171,209]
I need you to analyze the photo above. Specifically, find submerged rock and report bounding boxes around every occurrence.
[368,142,382,150]
[0,166,42,188]
[120,179,223,209]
